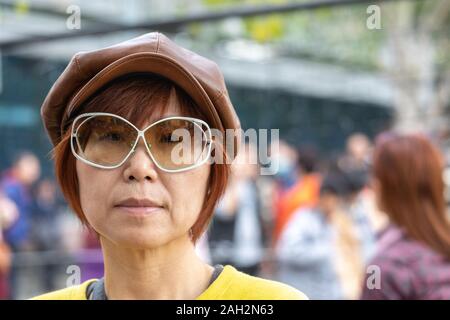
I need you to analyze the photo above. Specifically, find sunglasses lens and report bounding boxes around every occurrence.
[72,115,210,171]
[145,118,210,171]
[73,115,137,167]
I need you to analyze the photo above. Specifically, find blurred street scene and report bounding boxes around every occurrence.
[1,0,449,299]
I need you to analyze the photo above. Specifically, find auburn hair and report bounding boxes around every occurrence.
[373,132,450,259]
[52,72,230,243]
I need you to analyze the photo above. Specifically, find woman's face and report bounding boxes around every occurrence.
[76,102,211,249]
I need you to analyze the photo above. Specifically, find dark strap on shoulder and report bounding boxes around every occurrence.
[86,278,107,300]
[209,264,224,286]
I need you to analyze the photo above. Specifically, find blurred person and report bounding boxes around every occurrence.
[272,145,322,244]
[32,33,307,300]
[341,170,377,265]
[337,150,388,246]
[30,178,63,292]
[0,151,41,298]
[340,133,372,173]
[361,132,450,300]
[274,173,344,299]
[275,172,366,299]
[257,140,299,277]
[0,192,18,299]
[1,152,41,250]
[209,143,265,276]
[331,170,370,300]
[271,140,299,191]
[338,133,372,203]
[337,134,383,264]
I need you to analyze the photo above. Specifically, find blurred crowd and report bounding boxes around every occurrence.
[1,130,450,299]
[0,152,103,299]
[206,131,450,300]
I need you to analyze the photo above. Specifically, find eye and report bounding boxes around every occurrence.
[99,132,123,142]
[160,133,182,144]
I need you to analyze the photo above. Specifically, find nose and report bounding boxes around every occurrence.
[122,136,158,182]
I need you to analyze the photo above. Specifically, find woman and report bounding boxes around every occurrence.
[0,192,18,299]
[361,132,450,299]
[32,32,307,300]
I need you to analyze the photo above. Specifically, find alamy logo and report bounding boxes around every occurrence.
[366,265,381,290]
[66,265,81,287]
[66,5,81,30]
[366,5,381,30]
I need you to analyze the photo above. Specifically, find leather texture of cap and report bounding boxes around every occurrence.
[40,32,241,160]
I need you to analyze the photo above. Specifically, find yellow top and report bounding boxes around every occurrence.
[31,265,308,300]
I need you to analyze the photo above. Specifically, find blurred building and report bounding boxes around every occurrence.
[0,0,394,174]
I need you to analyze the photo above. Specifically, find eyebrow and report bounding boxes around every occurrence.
[137,114,194,129]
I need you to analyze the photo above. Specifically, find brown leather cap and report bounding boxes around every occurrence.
[41,32,240,159]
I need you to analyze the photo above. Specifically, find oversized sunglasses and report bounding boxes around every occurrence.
[70,112,212,173]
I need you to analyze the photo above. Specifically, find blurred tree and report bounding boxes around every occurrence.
[198,0,449,132]
[381,0,450,132]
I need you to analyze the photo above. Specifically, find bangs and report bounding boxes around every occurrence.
[75,72,207,129]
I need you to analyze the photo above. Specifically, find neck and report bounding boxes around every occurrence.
[100,234,214,300]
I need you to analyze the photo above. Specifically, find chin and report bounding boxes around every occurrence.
[108,228,173,249]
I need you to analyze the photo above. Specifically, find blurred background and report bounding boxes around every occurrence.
[0,0,449,299]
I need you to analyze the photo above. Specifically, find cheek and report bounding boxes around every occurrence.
[76,161,113,225]
[164,165,210,223]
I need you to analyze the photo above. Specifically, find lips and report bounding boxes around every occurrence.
[114,197,163,215]
[115,197,162,208]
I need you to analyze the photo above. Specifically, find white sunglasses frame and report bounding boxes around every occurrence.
[70,112,213,173]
